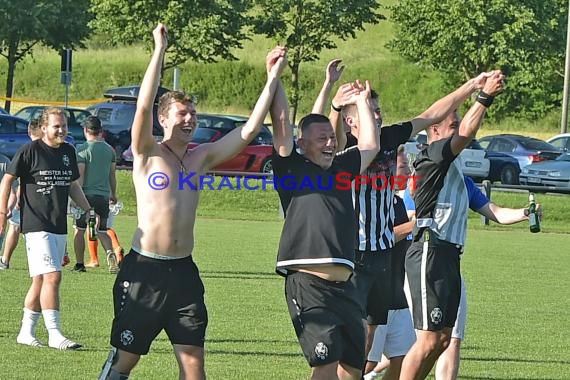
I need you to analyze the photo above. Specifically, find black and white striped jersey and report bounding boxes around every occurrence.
[345,122,412,252]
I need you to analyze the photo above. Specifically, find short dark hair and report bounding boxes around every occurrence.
[298,113,330,136]
[158,91,195,117]
[83,115,103,134]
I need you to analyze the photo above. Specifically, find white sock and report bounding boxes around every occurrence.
[42,309,66,346]
[363,370,379,380]
[16,308,41,344]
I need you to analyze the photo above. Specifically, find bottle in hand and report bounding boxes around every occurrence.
[88,209,98,241]
[528,193,540,233]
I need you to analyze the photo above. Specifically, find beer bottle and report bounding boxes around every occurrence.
[528,193,540,233]
[88,209,98,241]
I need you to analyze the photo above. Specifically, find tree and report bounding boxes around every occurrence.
[89,0,250,70]
[389,0,567,119]
[0,0,92,112]
[250,0,383,123]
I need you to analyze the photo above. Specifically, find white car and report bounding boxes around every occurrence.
[404,131,490,181]
[547,133,570,153]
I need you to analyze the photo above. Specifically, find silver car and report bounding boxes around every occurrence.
[519,153,570,192]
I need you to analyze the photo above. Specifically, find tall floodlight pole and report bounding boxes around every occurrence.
[561,0,570,133]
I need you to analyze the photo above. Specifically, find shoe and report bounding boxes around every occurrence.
[71,263,86,273]
[62,254,70,267]
[17,335,46,348]
[106,252,119,274]
[49,338,82,351]
[0,257,9,270]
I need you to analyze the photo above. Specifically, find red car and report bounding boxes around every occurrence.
[189,126,273,174]
[122,123,273,174]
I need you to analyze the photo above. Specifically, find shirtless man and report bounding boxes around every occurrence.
[98,23,286,380]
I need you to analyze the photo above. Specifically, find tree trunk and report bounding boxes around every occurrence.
[4,39,18,113]
[290,61,300,130]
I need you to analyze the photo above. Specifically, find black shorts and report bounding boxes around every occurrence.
[405,230,461,331]
[75,194,110,230]
[349,250,391,325]
[110,250,208,355]
[285,271,366,370]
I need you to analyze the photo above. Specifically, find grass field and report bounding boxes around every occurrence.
[0,216,569,379]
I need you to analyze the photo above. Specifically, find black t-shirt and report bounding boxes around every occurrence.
[7,140,79,234]
[390,195,411,310]
[273,146,361,276]
[345,122,413,251]
[412,137,456,219]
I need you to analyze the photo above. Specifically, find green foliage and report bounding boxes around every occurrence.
[389,0,567,120]
[0,0,92,111]
[89,0,250,69]
[250,0,384,120]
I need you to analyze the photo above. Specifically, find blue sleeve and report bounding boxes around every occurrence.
[464,175,489,211]
[403,188,416,212]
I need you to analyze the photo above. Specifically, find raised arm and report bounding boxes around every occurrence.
[409,72,495,137]
[131,23,168,157]
[312,59,344,114]
[450,70,505,155]
[311,59,346,150]
[200,47,287,171]
[271,80,293,157]
[345,80,379,172]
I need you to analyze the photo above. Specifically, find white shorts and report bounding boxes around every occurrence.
[452,277,468,340]
[9,208,20,225]
[24,232,67,277]
[368,308,416,361]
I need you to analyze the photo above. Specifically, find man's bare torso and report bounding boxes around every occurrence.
[132,143,206,258]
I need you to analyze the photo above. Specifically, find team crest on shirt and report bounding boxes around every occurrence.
[62,154,70,167]
[120,330,134,346]
[430,307,443,325]
[314,342,328,360]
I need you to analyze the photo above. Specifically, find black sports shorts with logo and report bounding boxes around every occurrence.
[405,229,462,331]
[285,271,366,370]
[110,250,208,355]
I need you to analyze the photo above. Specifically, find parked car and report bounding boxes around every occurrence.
[122,124,274,173]
[87,86,166,163]
[14,105,91,145]
[465,139,522,184]
[0,107,8,115]
[519,153,570,192]
[197,114,273,146]
[478,134,561,171]
[405,131,490,181]
[0,114,74,158]
[546,133,570,153]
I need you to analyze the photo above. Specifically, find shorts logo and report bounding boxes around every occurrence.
[430,307,443,325]
[120,330,134,346]
[314,342,328,360]
[43,253,55,267]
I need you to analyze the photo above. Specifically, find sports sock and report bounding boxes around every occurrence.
[42,309,67,346]
[16,308,41,344]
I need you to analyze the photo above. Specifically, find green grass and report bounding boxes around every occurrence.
[0,218,569,379]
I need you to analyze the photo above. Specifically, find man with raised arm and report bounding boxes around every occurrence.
[270,75,379,379]
[400,71,505,380]
[98,23,286,380]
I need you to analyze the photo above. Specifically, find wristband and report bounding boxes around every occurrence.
[476,91,494,107]
[523,208,530,217]
[331,103,342,112]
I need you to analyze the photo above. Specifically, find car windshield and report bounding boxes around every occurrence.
[517,137,556,151]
